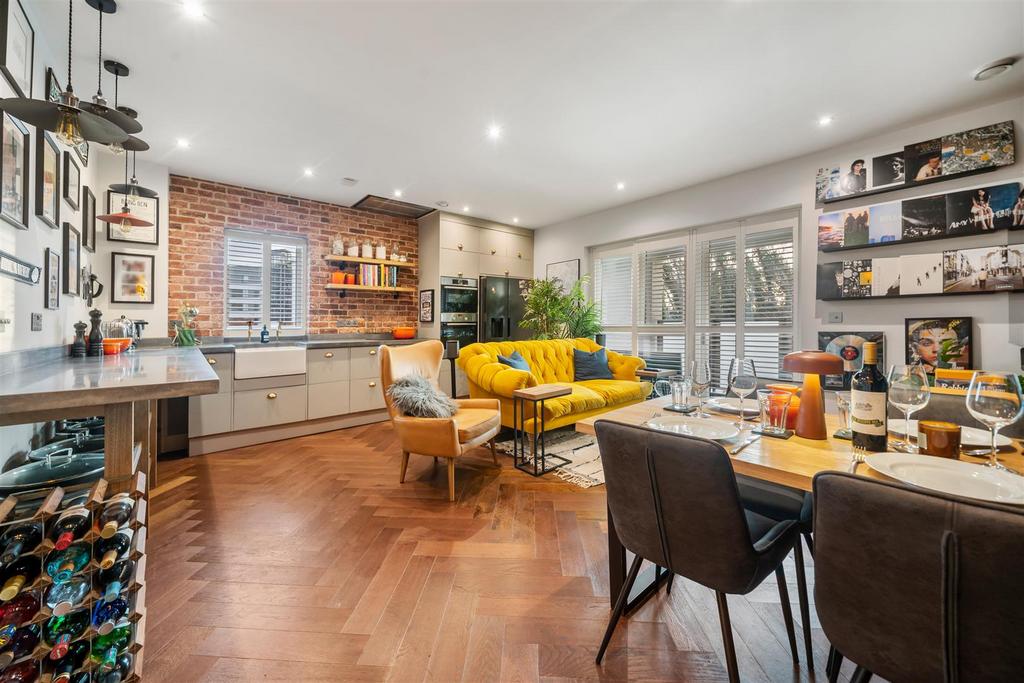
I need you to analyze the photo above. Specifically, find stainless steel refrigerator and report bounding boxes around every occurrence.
[479,275,531,342]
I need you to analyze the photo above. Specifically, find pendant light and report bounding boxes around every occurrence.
[109,150,158,199]
[102,61,148,154]
[81,0,142,141]
[97,153,153,233]
[0,0,127,145]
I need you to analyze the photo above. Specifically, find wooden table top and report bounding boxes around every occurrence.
[513,384,573,401]
[576,395,1024,492]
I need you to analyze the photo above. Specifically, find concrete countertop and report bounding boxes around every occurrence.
[194,338,426,354]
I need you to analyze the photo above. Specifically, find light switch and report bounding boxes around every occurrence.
[827,311,843,324]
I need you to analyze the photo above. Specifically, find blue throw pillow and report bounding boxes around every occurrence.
[498,350,531,372]
[573,347,613,381]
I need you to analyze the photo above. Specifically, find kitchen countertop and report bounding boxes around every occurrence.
[195,338,426,354]
[0,346,220,415]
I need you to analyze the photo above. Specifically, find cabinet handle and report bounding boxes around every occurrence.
[490,249,496,255]
[504,270,509,276]
[457,243,463,251]
[369,349,377,356]
[324,352,334,358]
[517,252,522,259]
[457,272,463,277]
[267,392,278,400]
[369,381,377,388]
[208,357,217,365]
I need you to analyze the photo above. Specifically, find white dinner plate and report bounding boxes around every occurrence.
[887,419,1012,448]
[705,396,759,416]
[645,416,740,441]
[865,453,1024,504]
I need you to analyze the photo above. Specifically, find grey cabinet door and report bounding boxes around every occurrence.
[480,275,509,342]
[188,393,233,437]
[307,380,351,420]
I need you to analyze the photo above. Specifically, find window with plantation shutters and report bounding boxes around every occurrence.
[742,228,795,380]
[225,229,307,333]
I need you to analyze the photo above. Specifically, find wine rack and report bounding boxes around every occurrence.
[0,473,148,682]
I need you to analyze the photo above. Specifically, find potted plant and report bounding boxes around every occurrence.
[518,276,604,342]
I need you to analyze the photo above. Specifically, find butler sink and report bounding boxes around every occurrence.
[234,345,306,379]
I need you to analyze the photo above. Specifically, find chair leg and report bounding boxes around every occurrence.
[826,646,844,683]
[399,451,410,483]
[433,456,438,465]
[793,539,814,670]
[715,591,741,683]
[775,566,799,664]
[802,531,815,558]
[666,573,675,595]
[596,553,644,665]
[489,438,498,465]
[850,665,873,683]
[447,458,456,502]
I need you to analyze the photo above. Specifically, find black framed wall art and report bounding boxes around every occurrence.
[34,131,59,229]
[419,289,434,323]
[107,191,158,244]
[81,186,96,252]
[0,0,33,99]
[44,247,59,309]
[44,66,61,102]
[62,151,80,211]
[1,110,29,229]
[110,251,155,304]
[62,222,80,297]
[905,317,972,375]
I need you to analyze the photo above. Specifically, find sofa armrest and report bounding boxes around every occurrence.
[606,348,646,382]
[455,398,501,411]
[459,356,535,398]
[391,414,460,457]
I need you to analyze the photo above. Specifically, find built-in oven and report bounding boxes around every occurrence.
[440,276,478,347]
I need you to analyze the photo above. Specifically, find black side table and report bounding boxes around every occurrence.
[512,384,572,477]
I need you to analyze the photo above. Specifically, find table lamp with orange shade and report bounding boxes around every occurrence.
[782,350,844,440]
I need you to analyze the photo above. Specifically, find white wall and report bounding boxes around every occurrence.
[534,96,1024,372]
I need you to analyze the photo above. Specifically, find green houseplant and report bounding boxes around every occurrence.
[563,277,602,339]
[518,276,603,341]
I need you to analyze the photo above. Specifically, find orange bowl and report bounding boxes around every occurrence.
[102,338,129,355]
[392,327,416,340]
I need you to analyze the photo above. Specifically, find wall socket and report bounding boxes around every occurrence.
[827,311,843,324]
[31,312,42,331]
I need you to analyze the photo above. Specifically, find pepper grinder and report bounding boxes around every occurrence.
[71,322,88,358]
[87,309,105,357]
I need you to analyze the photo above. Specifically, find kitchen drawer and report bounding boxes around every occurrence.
[307,380,351,420]
[307,347,350,384]
[440,220,479,253]
[232,385,307,431]
[203,353,233,393]
[350,346,382,379]
[350,378,387,412]
[439,248,479,279]
[506,233,533,260]
[188,393,233,437]
[478,228,509,257]
[509,257,534,279]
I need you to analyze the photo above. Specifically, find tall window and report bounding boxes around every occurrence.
[225,229,307,333]
[591,217,796,386]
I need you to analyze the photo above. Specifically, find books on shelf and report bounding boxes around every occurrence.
[358,264,400,288]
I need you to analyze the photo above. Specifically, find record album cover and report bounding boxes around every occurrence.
[868,202,901,244]
[841,260,872,298]
[902,195,946,240]
[841,209,869,247]
[816,262,844,299]
[899,253,943,295]
[872,151,905,188]
[945,182,1021,235]
[871,256,900,297]
[818,212,844,249]
[940,121,1015,176]
[943,245,1024,293]
[817,331,885,389]
[905,317,972,374]
[906,138,943,183]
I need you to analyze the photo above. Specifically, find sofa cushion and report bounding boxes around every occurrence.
[531,383,606,422]
[498,350,531,372]
[576,379,651,406]
[573,348,613,381]
[453,408,500,442]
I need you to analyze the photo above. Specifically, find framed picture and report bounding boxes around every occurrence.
[818,331,884,389]
[419,289,434,323]
[106,191,158,244]
[81,186,95,252]
[905,317,972,375]
[1,110,29,229]
[62,151,79,210]
[62,222,79,296]
[44,66,61,103]
[546,258,581,291]
[0,0,33,99]
[74,140,88,167]
[111,251,154,304]
[871,151,905,189]
[44,247,58,309]
[34,131,59,229]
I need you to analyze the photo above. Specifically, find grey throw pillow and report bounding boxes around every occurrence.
[388,375,458,418]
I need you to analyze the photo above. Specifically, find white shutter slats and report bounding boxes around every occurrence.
[270,243,305,328]
[637,333,685,372]
[225,230,307,332]
[744,228,794,326]
[225,235,264,329]
[640,245,685,326]
[593,254,633,328]
[696,236,737,327]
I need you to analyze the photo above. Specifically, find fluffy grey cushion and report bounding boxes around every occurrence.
[388,375,458,418]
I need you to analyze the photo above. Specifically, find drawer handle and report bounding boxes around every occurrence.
[457,243,464,251]
[490,249,496,255]
[504,270,509,276]
[369,349,377,356]
[208,358,217,365]
[324,352,334,358]
[368,381,377,388]
[517,252,522,259]
[267,392,278,400]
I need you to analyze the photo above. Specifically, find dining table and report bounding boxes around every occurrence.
[575,394,1024,610]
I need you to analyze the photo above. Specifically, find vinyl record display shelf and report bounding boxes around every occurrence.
[324,254,418,298]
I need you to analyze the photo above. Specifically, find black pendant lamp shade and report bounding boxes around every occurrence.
[81,0,143,135]
[110,151,158,199]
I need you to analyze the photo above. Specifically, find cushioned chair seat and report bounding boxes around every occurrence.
[453,409,501,442]
[576,379,649,406]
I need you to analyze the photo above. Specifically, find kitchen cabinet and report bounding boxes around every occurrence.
[439,248,480,279]
[233,384,307,431]
[188,393,233,437]
[307,380,351,420]
[350,346,381,379]
[307,347,350,384]
[440,220,480,253]
[350,377,387,412]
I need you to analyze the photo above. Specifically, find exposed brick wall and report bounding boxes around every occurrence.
[167,175,418,336]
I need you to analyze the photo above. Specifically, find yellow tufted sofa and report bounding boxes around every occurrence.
[457,338,652,433]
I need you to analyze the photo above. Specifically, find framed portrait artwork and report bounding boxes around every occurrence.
[45,66,61,102]
[34,131,59,229]
[62,151,79,211]
[81,186,96,252]
[0,110,29,229]
[106,191,158,244]
[0,0,33,99]
[905,317,972,375]
[62,222,80,296]
[110,251,154,304]
[419,289,434,323]
[74,140,88,167]
[44,247,59,309]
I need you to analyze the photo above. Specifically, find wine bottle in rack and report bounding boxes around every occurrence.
[102,652,134,683]
[45,542,91,584]
[95,529,134,570]
[42,608,89,659]
[69,672,92,683]
[0,623,39,668]
[0,592,39,641]
[46,575,91,616]
[91,620,133,672]
[851,341,889,453]
[51,637,91,683]
[0,657,38,682]
[98,494,134,540]
[98,560,133,602]
[93,593,130,635]
[0,557,40,602]
[0,523,42,565]
[50,506,91,551]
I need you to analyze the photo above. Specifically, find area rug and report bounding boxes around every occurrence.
[495,429,604,488]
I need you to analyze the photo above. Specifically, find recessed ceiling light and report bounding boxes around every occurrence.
[818,115,834,127]
[393,189,403,198]
[462,205,470,213]
[486,124,502,141]
[175,138,190,149]
[341,177,359,186]
[436,200,448,208]
[973,57,1016,81]
[303,168,314,177]
[616,182,625,191]
[512,217,519,224]
[183,1,204,19]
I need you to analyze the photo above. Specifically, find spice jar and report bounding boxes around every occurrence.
[361,241,373,259]
[347,242,359,257]
[375,243,387,260]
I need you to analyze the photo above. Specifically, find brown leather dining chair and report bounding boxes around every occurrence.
[814,471,1024,683]
[379,340,502,502]
[594,420,812,682]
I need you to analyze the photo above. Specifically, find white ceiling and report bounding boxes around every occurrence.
[32,1,1024,227]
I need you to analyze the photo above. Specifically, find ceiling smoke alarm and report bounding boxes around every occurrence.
[436,200,449,207]
[340,177,359,186]
[973,57,1016,81]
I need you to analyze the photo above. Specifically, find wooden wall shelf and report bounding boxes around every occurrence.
[324,255,417,268]
[325,283,416,298]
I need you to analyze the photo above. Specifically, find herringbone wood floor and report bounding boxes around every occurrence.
[143,422,857,682]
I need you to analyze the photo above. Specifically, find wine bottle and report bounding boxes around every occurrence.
[42,609,89,660]
[47,575,91,616]
[45,543,91,584]
[69,673,91,683]
[0,657,38,682]
[98,560,133,602]
[91,621,132,672]
[101,652,133,683]
[0,624,40,668]
[98,495,134,540]
[95,530,133,570]
[92,595,130,636]
[51,638,90,683]
[0,557,40,602]
[0,592,39,644]
[851,341,889,453]
[50,507,91,551]
[0,524,42,565]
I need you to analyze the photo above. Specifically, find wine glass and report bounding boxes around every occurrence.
[965,372,1024,471]
[728,357,758,428]
[690,360,712,418]
[887,365,931,453]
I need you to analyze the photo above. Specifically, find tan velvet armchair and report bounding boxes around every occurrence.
[379,340,502,502]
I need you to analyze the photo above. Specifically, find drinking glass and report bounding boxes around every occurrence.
[690,360,712,418]
[757,389,791,435]
[887,365,931,453]
[834,391,852,439]
[728,357,758,428]
[965,372,1024,471]
[654,375,691,409]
